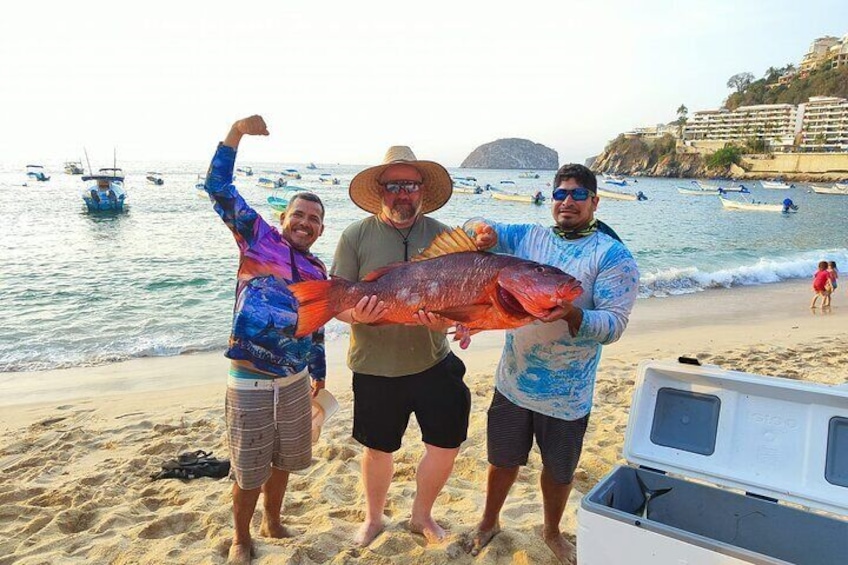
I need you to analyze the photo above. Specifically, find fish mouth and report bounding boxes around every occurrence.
[496,286,530,318]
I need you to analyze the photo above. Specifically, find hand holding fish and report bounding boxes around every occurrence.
[538,299,583,337]
[410,310,453,332]
[464,218,498,250]
[350,295,387,325]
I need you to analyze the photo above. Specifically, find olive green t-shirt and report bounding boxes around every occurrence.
[330,215,452,377]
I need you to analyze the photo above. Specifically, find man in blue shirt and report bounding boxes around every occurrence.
[467,164,639,564]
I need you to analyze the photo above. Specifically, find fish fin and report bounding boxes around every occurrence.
[411,227,478,261]
[432,304,492,323]
[289,279,345,338]
[361,263,404,282]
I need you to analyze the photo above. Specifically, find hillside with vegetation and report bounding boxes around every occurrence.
[593,58,848,179]
[591,134,711,177]
[725,65,848,110]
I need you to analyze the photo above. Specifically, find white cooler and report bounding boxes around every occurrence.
[578,358,848,565]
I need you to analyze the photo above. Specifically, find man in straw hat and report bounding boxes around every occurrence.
[331,146,470,546]
[200,115,328,565]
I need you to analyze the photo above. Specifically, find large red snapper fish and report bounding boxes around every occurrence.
[290,228,583,344]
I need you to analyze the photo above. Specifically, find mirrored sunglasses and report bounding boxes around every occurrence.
[382,181,422,194]
[552,187,593,202]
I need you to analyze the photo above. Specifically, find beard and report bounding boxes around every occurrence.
[386,201,420,223]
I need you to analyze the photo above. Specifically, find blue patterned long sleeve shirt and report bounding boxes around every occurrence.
[490,223,639,420]
[205,143,327,380]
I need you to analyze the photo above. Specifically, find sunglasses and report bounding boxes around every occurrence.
[381,181,422,194]
[552,187,593,202]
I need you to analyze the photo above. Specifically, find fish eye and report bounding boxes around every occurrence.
[534,266,546,273]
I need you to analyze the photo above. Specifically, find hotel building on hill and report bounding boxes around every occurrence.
[683,104,801,150]
[683,97,848,153]
[799,96,848,151]
[800,36,841,72]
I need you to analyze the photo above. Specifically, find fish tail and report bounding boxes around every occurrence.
[290,279,348,338]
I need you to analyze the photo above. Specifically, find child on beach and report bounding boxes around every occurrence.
[811,261,831,309]
[827,261,838,297]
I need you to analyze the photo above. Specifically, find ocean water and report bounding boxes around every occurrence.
[2,159,846,372]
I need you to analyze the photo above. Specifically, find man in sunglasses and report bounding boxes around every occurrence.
[331,146,470,547]
[467,163,639,564]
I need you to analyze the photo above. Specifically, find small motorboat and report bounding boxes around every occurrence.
[719,195,798,213]
[257,177,287,189]
[318,173,340,185]
[64,161,84,175]
[602,175,628,187]
[267,188,307,212]
[492,190,545,205]
[810,183,848,195]
[282,168,302,180]
[236,166,253,176]
[677,186,720,195]
[454,186,484,195]
[694,180,748,193]
[82,168,126,212]
[195,175,212,200]
[146,172,164,186]
[597,188,647,201]
[518,172,540,179]
[306,163,318,170]
[26,165,50,182]
[760,180,793,190]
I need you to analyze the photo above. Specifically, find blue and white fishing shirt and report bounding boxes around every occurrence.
[490,223,639,421]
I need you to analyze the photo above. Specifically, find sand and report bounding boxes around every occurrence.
[0,280,845,564]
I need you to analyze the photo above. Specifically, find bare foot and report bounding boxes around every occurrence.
[354,519,385,547]
[409,516,447,544]
[227,542,252,565]
[543,531,576,565]
[466,523,501,556]
[259,520,298,538]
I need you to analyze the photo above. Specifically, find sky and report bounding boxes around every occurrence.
[1,0,846,167]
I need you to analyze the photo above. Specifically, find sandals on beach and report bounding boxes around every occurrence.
[150,450,231,481]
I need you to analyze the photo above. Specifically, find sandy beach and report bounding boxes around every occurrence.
[1,280,846,565]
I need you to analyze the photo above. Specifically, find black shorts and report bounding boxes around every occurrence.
[352,353,470,452]
[487,389,589,484]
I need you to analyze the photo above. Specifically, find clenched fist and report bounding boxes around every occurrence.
[234,115,269,136]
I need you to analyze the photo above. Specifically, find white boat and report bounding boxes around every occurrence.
[454,186,483,195]
[810,183,848,195]
[719,195,798,213]
[318,173,340,185]
[146,172,164,186]
[257,177,286,189]
[26,164,50,182]
[602,175,628,187]
[760,180,793,190]
[491,191,545,204]
[195,175,211,199]
[677,186,720,195]
[597,188,647,201]
[693,180,749,193]
[281,168,302,180]
[82,168,126,212]
[64,161,84,175]
[236,166,253,176]
[518,172,540,179]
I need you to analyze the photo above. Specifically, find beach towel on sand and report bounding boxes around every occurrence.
[150,450,231,480]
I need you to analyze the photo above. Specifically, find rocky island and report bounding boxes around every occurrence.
[461,138,558,170]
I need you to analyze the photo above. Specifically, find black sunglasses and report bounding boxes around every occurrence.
[381,181,422,194]
[552,187,593,202]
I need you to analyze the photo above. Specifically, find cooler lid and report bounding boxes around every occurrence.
[623,359,848,516]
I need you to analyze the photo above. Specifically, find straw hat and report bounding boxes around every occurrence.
[349,146,453,214]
